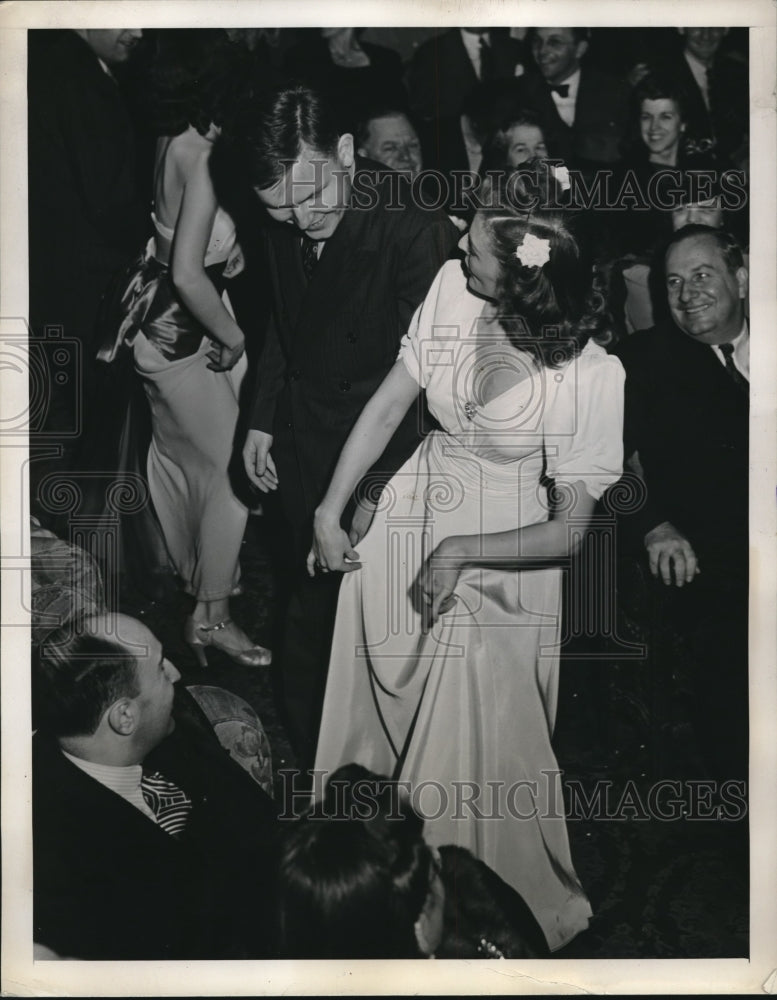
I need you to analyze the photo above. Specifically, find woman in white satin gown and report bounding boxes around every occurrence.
[103,30,269,667]
[309,169,625,951]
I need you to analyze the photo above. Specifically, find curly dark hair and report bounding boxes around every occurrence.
[145,29,247,137]
[624,71,692,158]
[477,163,613,366]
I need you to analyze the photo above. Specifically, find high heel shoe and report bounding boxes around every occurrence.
[184,616,272,668]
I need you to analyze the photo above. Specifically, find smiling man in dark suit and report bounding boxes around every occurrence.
[229,84,458,772]
[32,613,279,960]
[614,225,749,782]
[516,27,630,171]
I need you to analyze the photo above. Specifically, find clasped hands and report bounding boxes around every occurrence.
[307,518,464,630]
[644,521,700,587]
[306,503,377,576]
[207,335,245,372]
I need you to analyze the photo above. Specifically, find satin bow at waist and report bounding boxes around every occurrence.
[96,245,226,364]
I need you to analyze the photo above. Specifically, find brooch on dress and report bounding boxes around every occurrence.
[464,400,478,421]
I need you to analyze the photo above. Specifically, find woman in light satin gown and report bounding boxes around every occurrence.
[309,167,625,951]
[103,30,269,666]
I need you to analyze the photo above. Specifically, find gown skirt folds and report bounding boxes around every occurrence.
[98,237,247,602]
[314,260,625,952]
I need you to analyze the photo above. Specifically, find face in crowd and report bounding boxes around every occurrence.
[639,97,685,163]
[531,28,588,86]
[671,198,724,231]
[255,135,356,241]
[78,29,143,64]
[503,123,549,167]
[680,27,728,64]
[358,113,423,180]
[665,232,747,346]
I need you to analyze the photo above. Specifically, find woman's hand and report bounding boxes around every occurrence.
[307,510,362,577]
[349,499,377,546]
[413,538,465,630]
[207,335,245,372]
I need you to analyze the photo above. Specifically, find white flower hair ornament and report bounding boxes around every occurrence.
[514,232,551,270]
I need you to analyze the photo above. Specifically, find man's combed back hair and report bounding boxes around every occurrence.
[665,224,745,274]
[221,83,341,189]
[33,617,139,738]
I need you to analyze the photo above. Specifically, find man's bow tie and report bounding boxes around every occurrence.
[548,82,570,97]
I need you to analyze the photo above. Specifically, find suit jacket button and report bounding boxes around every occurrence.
[339,379,351,392]
[347,333,356,343]
[289,368,301,381]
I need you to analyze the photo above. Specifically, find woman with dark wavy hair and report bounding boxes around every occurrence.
[98,30,270,667]
[277,764,548,959]
[308,165,624,951]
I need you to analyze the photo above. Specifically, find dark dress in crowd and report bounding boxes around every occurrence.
[33,687,279,960]
[283,32,408,134]
[27,30,148,511]
[612,323,749,782]
[249,158,458,769]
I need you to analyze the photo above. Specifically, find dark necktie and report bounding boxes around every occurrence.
[549,82,570,97]
[479,34,495,82]
[300,236,319,281]
[718,343,749,393]
[141,770,192,836]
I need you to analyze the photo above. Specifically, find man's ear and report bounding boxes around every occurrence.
[735,265,748,301]
[106,698,137,736]
[575,39,588,62]
[337,132,355,168]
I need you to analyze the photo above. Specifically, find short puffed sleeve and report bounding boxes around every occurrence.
[398,260,469,388]
[543,345,625,501]
[397,298,427,387]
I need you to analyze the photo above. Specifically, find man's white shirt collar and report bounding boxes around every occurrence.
[549,68,581,127]
[459,29,489,80]
[713,321,749,380]
[62,749,157,821]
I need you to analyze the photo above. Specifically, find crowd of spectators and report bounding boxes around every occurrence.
[27,24,750,963]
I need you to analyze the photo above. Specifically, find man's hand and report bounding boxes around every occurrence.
[644,521,700,586]
[243,429,278,492]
